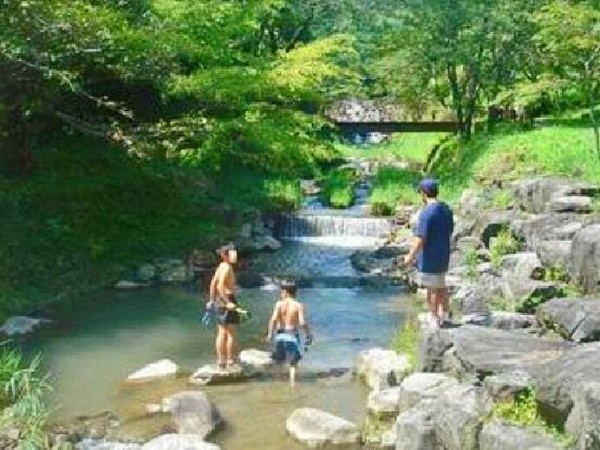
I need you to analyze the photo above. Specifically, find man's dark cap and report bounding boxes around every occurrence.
[418,178,439,195]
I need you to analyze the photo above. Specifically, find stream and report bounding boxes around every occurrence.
[22,196,415,449]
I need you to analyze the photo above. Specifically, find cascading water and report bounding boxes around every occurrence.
[277,213,392,240]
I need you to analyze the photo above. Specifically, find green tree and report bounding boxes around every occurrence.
[534,0,600,157]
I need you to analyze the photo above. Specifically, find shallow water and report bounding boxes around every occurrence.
[23,242,414,449]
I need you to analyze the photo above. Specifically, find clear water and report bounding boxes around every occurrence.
[22,242,414,449]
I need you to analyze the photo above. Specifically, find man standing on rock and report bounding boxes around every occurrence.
[208,243,241,368]
[404,179,454,327]
[266,280,313,386]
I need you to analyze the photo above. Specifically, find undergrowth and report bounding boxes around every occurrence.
[391,317,420,369]
[490,230,521,268]
[492,387,575,447]
[0,343,51,449]
[370,168,422,216]
[321,168,358,208]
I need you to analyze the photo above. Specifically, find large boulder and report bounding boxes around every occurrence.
[286,408,360,448]
[142,435,219,450]
[76,441,142,450]
[565,381,600,450]
[511,213,600,252]
[537,298,600,342]
[532,342,600,423]
[433,384,493,450]
[188,364,252,386]
[0,316,51,336]
[452,327,570,376]
[239,349,273,373]
[417,329,455,373]
[356,348,412,391]
[483,370,534,401]
[511,178,599,214]
[395,400,439,450]
[398,372,459,412]
[569,225,600,294]
[536,240,572,269]
[452,276,502,316]
[155,259,193,283]
[367,387,402,417]
[127,360,179,382]
[500,252,543,279]
[162,391,221,438]
[479,421,561,450]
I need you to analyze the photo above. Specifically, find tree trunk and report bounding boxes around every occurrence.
[587,84,600,159]
[447,62,465,138]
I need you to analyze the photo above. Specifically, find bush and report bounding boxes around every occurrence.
[322,168,358,209]
[490,230,521,268]
[369,168,422,215]
[462,246,480,281]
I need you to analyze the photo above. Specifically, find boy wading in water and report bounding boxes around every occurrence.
[209,244,241,369]
[266,280,313,386]
[404,179,454,328]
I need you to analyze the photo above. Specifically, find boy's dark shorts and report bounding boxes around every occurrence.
[272,332,302,366]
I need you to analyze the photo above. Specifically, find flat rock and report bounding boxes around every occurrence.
[483,370,534,401]
[569,224,600,294]
[489,312,536,330]
[127,360,178,382]
[395,400,439,450]
[188,364,251,386]
[162,391,221,438]
[452,327,570,376]
[356,348,411,391]
[367,387,401,417]
[142,435,220,450]
[433,384,493,450]
[398,372,459,412]
[537,298,600,342]
[500,252,543,279]
[532,342,600,422]
[76,440,142,450]
[549,196,592,213]
[565,381,600,450]
[0,316,51,336]
[479,421,561,450]
[239,349,273,372]
[286,408,359,448]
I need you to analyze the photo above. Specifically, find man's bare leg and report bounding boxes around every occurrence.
[225,325,236,365]
[432,288,444,325]
[216,326,226,367]
[440,287,450,322]
[426,288,437,326]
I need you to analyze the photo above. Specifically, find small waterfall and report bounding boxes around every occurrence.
[277,213,392,240]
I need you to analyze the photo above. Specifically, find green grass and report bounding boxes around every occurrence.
[489,229,522,269]
[492,387,575,448]
[321,168,358,209]
[428,125,600,203]
[391,317,420,368]
[370,168,422,215]
[0,344,51,449]
[336,132,449,164]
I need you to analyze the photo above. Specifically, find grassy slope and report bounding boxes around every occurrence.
[430,125,600,203]
[336,132,449,164]
[0,136,303,320]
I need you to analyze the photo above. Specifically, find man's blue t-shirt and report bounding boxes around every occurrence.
[415,201,454,274]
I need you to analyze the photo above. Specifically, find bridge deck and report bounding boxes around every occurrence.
[335,121,458,133]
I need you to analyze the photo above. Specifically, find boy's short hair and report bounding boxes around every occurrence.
[216,243,236,258]
[280,279,297,296]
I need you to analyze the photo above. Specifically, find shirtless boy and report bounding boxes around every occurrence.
[266,280,313,385]
[208,244,240,368]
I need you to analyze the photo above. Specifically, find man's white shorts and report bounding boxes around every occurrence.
[418,272,447,288]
